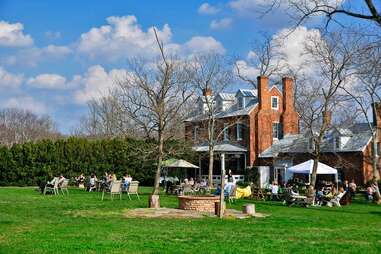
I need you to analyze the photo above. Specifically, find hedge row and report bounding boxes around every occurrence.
[0,137,196,186]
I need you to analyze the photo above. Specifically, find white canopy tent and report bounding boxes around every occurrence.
[286,160,338,188]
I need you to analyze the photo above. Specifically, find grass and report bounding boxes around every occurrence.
[0,187,380,254]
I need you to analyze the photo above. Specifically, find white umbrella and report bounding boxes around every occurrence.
[165,159,199,169]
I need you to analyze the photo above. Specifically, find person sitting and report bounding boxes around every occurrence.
[76,173,85,189]
[330,187,346,207]
[349,179,357,199]
[189,177,195,186]
[87,173,97,192]
[366,184,374,201]
[316,187,324,206]
[122,173,132,191]
[57,174,65,188]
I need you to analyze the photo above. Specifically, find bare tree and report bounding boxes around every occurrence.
[298,31,357,190]
[0,108,59,146]
[235,34,283,87]
[116,29,194,207]
[264,1,381,29]
[189,54,233,188]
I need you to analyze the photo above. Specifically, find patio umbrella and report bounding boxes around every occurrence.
[165,159,199,169]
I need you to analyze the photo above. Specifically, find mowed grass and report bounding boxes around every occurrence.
[0,187,380,254]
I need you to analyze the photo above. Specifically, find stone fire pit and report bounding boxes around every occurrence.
[178,195,220,213]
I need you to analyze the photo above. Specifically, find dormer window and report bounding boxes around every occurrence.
[334,136,341,150]
[308,137,315,151]
[271,96,279,110]
[238,97,245,109]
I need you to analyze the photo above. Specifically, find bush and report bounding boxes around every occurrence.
[0,137,196,186]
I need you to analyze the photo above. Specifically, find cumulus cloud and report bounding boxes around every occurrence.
[73,65,126,104]
[4,96,47,114]
[198,3,220,15]
[183,36,225,55]
[0,66,23,88]
[0,21,33,47]
[45,31,61,40]
[235,26,321,79]
[27,73,73,89]
[77,15,225,62]
[4,44,72,67]
[210,18,232,30]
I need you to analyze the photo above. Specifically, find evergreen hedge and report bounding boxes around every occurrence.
[0,137,196,186]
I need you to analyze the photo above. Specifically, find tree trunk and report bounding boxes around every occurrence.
[219,153,225,218]
[150,130,163,208]
[310,157,319,190]
[372,132,380,180]
[208,146,214,188]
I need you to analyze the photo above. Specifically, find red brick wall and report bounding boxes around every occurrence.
[281,77,299,135]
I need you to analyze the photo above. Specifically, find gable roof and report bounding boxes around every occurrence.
[259,124,373,158]
[217,93,235,101]
[236,89,257,97]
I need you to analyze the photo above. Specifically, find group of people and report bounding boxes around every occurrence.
[74,172,133,192]
[38,174,66,194]
[366,181,380,201]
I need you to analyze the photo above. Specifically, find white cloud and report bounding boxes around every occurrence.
[198,3,220,15]
[77,15,225,62]
[0,21,33,47]
[27,74,69,89]
[77,15,172,61]
[235,26,321,79]
[0,66,23,88]
[210,18,232,30]
[73,65,126,104]
[4,44,72,67]
[4,96,47,114]
[183,36,225,55]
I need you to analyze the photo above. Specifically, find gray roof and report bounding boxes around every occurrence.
[236,89,257,97]
[218,93,235,101]
[193,143,247,153]
[259,125,372,158]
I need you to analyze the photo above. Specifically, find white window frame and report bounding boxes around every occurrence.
[272,122,280,140]
[223,123,229,141]
[193,126,199,141]
[236,123,242,141]
[334,136,341,150]
[238,96,245,109]
[271,96,279,110]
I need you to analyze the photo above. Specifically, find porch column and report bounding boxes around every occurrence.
[198,155,202,179]
[219,153,225,218]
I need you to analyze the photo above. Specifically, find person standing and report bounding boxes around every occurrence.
[227,169,234,183]
[271,181,279,201]
[349,179,357,199]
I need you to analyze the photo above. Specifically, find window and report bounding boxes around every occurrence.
[308,137,315,151]
[236,123,242,141]
[193,126,199,141]
[217,99,223,111]
[223,123,229,141]
[375,142,380,156]
[272,122,282,139]
[271,96,279,110]
[238,97,245,109]
[335,136,341,149]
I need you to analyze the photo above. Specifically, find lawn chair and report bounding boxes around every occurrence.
[127,181,140,200]
[102,181,122,201]
[227,185,237,203]
[44,177,59,195]
[59,179,69,195]
[329,191,346,207]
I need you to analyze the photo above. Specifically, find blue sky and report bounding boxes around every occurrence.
[0,0,364,133]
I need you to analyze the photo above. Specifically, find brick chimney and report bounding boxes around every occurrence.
[372,102,381,127]
[323,111,332,126]
[258,76,270,110]
[202,88,212,97]
[281,77,299,135]
[256,76,272,154]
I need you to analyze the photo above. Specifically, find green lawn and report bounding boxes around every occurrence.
[0,187,380,254]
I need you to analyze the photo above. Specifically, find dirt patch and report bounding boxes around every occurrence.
[123,208,270,219]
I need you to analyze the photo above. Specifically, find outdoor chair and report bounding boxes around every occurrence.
[44,177,59,195]
[59,179,69,195]
[127,181,140,200]
[182,184,194,195]
[329,191,346,207]
[102,181,122,201]
[227,185,237,203]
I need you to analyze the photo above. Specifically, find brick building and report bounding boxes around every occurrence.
[185,75,380,185]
